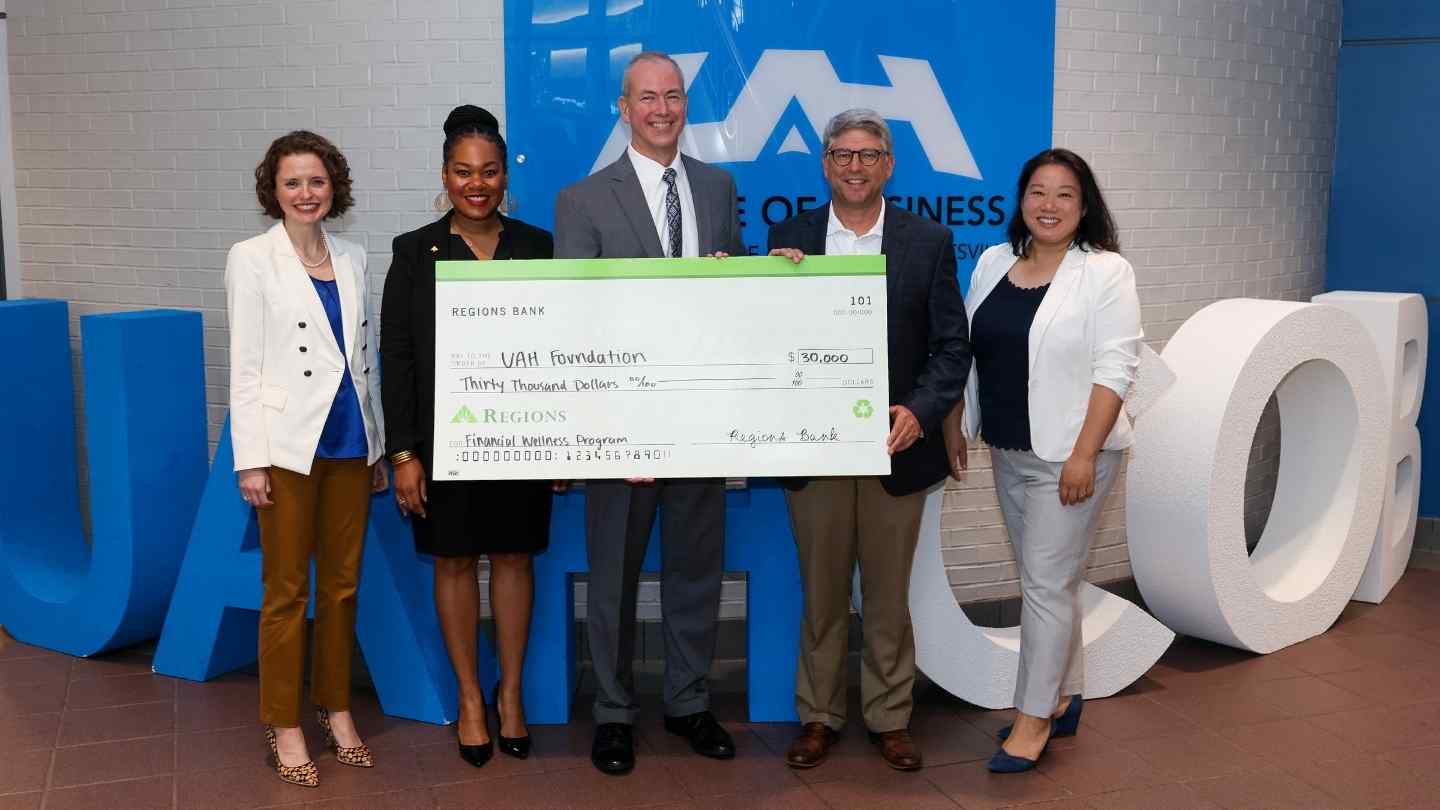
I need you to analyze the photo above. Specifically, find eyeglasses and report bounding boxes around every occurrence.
[826,148,889,167]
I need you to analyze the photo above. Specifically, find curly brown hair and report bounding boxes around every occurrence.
[253,131,354,220]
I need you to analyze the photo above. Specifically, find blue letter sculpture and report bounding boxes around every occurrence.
[0,300,208,656]
[527,483,802,723]
[152,423,479,724]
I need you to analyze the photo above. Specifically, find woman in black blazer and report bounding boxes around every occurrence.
[380,105,553,768]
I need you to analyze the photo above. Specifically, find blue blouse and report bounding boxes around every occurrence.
[309,276,369,459]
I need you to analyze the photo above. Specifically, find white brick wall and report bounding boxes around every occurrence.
[0,1,20,299]
[4,0,1339,613]
[942,0,1338,603]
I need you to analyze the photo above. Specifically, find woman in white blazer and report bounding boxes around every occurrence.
[227,131,386,788]
[943,149,1141,773]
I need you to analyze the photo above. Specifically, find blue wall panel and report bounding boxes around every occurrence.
[1343,1,1440,41]
[1328,43,1440,293]
[1328,38,1440,514]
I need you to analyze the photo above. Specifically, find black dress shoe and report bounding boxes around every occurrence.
[591,722,635,775]
[663,711,735,759]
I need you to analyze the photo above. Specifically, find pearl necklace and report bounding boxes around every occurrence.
[293,235,330,269]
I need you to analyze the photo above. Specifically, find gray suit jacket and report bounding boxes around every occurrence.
[554,152,746,259]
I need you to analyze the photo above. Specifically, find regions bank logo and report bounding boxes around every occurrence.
[589,50,981,179]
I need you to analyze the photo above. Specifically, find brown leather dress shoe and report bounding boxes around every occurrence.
[785,722,838,768]
[868,729,923,771]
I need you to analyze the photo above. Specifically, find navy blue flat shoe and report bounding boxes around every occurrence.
[988,746,1040,773]
[997,695,1083,741]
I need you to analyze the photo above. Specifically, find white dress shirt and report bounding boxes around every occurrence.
[825,202,885,257]
[627,145,699,258]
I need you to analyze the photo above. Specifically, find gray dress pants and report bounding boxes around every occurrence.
[990,447,1123,718]
[584,478,726,725]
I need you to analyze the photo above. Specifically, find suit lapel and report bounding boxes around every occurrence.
[880,204,910,297]
[1028,247,1085,375]
[268,223,341,358]
[608,154,665,258]
[330,238,358,361]
[683,155,712,255]
[425,211,456,267]
[807,205,829,256]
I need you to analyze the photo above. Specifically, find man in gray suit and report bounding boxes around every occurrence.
[554,51,774,777]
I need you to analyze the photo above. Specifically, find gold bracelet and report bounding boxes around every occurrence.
[388,450,417,466]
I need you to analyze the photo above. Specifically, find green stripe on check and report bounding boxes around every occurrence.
[434,254,884,281]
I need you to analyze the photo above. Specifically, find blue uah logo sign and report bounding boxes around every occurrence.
[503,0,1056,275]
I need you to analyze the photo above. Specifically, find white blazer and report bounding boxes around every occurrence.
[226,223,384,474]
[962,244,1142,462]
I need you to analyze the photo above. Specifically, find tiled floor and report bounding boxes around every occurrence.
[5,568,1440,809]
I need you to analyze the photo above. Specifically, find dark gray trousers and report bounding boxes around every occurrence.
[584,478,726,724]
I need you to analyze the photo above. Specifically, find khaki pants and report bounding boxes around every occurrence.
[256,458,371,727]
[785,478,926,733]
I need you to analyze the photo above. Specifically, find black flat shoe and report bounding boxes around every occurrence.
[663,710,735,759]
[591,722,635,775]
[495,707,532,759]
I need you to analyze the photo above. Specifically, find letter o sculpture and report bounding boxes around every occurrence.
[1127,300,1388,653]
[905,487,1174,708]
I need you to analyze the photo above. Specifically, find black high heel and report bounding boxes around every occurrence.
[495,705,532,759]
[458,738,493,768]
[456,703,493,768]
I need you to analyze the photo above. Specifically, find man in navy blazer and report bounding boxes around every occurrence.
[767,109,971,771]
[553,51,746,777]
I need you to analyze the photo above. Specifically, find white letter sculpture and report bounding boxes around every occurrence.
[1311,292,1426,604]
[906,487,1176,708]
[1127,300,1389,653]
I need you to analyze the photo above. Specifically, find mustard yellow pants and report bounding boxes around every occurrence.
[256,458,370,727]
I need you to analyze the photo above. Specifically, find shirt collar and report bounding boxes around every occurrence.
[627,144,685,188]
[826,202,885,239]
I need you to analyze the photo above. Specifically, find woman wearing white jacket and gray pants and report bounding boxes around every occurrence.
[943,148,1141,774]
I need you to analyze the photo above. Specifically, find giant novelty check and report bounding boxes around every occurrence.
[433,255,890,480]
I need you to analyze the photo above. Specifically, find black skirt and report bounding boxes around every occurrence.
[410,479,552,557]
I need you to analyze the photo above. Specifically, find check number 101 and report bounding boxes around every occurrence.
[789,348,874,365]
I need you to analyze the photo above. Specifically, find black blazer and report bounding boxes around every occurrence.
[768,203,972,496]
[380,211,554,472]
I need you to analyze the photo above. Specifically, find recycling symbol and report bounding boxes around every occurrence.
[852,399,875,419]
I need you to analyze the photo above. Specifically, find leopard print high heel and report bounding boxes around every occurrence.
[315,707,375,768]
[264,725,319,788]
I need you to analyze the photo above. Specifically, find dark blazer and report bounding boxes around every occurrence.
[380,211,554,472]
[553,152,746,259]
[768,203,972,496]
